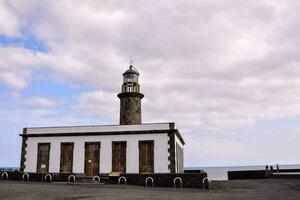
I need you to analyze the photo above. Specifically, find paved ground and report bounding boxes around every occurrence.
[0,179,299,200]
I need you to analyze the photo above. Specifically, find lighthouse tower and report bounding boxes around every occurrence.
[117,64,144,125]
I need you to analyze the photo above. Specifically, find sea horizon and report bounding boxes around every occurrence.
[185,164,300,180]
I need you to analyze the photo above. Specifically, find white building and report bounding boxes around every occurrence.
[20,65,185,175]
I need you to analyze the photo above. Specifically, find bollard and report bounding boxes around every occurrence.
[22,173,30,182]
[173,177,182,190]
[68,175,76,184]
[145,177,154,188]
[118,176,127,185]
[202,177,210,192]
[44,174,52,183]
[92,176,101,183]
[1,172,8,180]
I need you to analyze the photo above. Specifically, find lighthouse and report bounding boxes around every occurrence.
[117,65,144,125]
[20,63,186,180]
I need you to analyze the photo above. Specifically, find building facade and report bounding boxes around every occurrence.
[20,65,185,175]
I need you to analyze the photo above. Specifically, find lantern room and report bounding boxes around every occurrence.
[121,65,140,93]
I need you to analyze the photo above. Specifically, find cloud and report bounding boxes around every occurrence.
[0,47,50,89]
[185,126,300,166]
[75,90,119,122]
[0,71,27,89]
[1,0,300,166]
[0,0,20,36]
[25,96,59,107]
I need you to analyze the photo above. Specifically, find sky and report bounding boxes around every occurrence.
[0,0,299,168]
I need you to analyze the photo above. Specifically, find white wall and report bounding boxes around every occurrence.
[175,134,184,173]
[24,133,170,174]
[175,134,184,149]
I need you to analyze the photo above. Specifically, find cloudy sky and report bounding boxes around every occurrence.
[0,0,299,168]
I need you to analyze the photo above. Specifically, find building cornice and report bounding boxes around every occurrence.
[20,129,185,145]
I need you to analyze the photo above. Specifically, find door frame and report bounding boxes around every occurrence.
[36,143,51,173]
[111,141,127,173]
[60,142,74,173]
[139,140,154,173]
[84,142,101,176]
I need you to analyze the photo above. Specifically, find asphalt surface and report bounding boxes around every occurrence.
[0,178,299,200]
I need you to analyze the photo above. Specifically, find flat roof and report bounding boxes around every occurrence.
[25,122,174,134]
[21,122,185,145]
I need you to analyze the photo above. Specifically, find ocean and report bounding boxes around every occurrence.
[185,164,300,180]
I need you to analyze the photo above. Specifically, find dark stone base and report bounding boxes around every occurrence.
[228,170,268,180]
[0,172,85,182]
[184,169,203,174]
[124,173,208,189]
[228,169,300,180]
[1,172,208,189]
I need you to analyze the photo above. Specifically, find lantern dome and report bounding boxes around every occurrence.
[123,65,139,83]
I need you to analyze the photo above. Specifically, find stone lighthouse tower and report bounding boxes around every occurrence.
[117,64,144,125]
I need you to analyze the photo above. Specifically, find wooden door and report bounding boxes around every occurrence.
[37,143,50,173]
[84,143,100,176]
[60,143,74,173]
[112,142,126,173]
[139,141,154,173]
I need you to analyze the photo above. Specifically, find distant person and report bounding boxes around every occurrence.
[265,165,270,176]
[270,165,273,172]
[276,164,279,172]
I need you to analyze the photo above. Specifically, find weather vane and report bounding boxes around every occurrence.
[130,56,133,66]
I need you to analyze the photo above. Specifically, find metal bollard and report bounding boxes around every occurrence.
[173,177,182,190]
[202,177,210,192]
[44,174,52,183]
[145,177,154,188]
[92,176,101,184]
[68,175,76,184]
[1,172,8,180]
[22,173,30,182]
[118,176,127,185]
